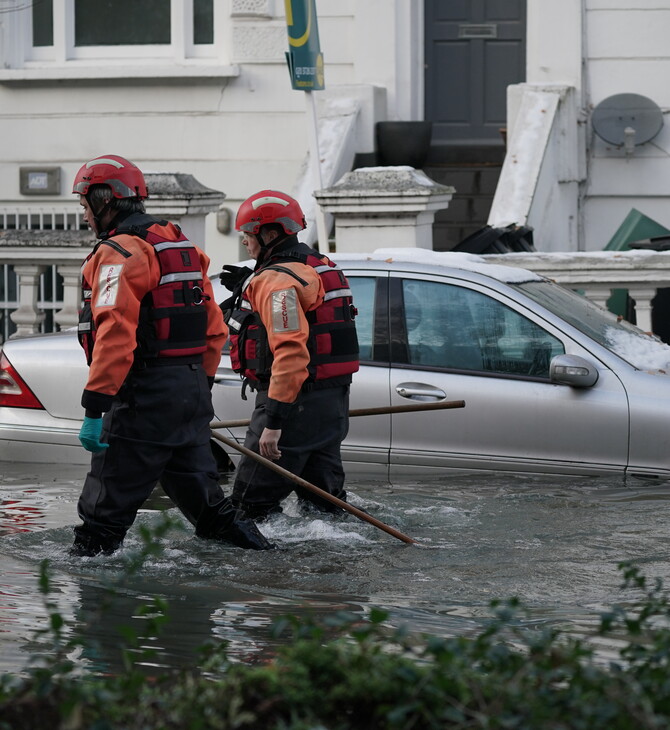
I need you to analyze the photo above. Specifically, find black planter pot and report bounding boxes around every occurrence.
[375,121,433,169]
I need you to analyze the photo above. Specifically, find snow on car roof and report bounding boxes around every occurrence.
[331,248,543,284]
[223,248,541,284]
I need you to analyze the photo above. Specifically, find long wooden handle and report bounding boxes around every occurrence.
[210,399,465,431]
[210,430,418,545]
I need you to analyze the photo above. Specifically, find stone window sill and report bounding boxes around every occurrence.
[0,63,240,84]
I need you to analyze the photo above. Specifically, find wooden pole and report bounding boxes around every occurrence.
[210,399,465,431]
[210,430,418,545]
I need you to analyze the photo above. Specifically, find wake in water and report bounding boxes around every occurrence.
[1,488,420,577]
[0,487,435,675]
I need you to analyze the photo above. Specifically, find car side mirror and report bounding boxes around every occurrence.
[550,354,599,388]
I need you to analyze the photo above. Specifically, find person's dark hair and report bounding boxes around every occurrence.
[259,222,285,239]
[87,184,145,216]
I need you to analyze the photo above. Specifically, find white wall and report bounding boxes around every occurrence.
[3,0,668,262]
[526,0,584,91]
[582,0,670,249]
[519,0,670,251]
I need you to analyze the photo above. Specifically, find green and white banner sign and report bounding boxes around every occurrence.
[285,0,324,91]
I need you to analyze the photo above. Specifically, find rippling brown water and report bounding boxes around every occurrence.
[2,460,670,675]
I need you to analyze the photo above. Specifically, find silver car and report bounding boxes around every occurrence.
[1,249,669,480]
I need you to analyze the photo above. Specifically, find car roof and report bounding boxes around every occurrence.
[215,248,544,289]
[328,248,543,286]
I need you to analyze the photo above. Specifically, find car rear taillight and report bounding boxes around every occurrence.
[0,352,44,409]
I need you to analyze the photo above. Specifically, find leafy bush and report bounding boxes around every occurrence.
[2,520,670,729]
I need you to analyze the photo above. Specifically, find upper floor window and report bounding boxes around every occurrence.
[32,0,54,47]
[73,1,173,47]
[5,0,220,71]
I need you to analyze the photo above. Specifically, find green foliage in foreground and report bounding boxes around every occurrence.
[2,522,670,728]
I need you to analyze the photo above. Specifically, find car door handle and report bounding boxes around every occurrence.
[396,383,447,400]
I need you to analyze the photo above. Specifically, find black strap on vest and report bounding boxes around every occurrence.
[95,239,132,258]
[106,213,171,241]
[261,264,310,287]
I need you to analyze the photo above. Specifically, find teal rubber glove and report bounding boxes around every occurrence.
[79,416,109,453]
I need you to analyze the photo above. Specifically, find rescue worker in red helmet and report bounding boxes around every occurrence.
[220,190,359,521]
[70,155,273,556]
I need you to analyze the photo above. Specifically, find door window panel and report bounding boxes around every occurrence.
[400,279,564,377]
[348,277,376,362]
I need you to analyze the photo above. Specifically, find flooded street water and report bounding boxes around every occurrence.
[2,459,670,676]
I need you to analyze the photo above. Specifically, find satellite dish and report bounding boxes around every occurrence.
[592,93,663,148]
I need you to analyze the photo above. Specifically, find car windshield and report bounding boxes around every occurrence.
[512,280,670,372]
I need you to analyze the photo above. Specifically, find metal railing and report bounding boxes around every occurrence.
[0,208,85,231]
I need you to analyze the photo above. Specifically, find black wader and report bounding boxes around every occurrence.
[75,364,239,552]
[231,385,350,520]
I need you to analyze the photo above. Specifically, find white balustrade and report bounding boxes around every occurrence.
[315,167,454,252]
[486,250,670,336]
[2,246,668,340]
[10,263,47,337]
[53,264,84,331]
[0,172,225,341]
[2,166,669,341]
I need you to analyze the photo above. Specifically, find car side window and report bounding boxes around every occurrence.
[348,276,376,362]
[400,279,565,378]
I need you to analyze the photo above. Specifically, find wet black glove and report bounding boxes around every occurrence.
[219,265,252,292]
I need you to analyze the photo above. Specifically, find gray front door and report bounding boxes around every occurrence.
[425,0,526,144]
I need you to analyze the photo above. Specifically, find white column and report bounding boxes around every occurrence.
[10,264,46,337]
[581,285,612,312]
[143,173,225,252]
[54,264,82,331]
[315,167,454,253]
[628,286,657,334]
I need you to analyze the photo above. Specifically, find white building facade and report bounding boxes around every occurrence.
[0,0,423,267]
[0,0,668,266]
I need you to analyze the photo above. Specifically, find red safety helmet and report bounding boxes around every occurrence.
[72,154,148,200]
[235,190,306,236]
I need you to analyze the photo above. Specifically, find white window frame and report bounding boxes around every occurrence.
[1,0,235,79]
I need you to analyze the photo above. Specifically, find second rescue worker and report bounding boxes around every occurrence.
[221,190,360,521]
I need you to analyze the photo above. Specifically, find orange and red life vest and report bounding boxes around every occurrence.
[78,215,209,366]
[226,244,359,391]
